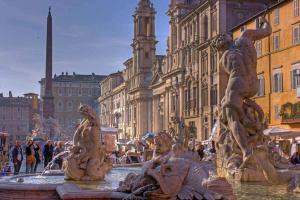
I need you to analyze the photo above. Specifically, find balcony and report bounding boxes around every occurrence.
[280,102,300,124]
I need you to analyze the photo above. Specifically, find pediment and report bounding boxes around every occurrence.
[151,72,162,85]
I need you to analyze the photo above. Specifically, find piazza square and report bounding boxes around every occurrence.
[0,0,300,199]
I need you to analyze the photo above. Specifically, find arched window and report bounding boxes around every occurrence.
[188,81,192,110]
[57,101,63,112]
[67,101,73,111]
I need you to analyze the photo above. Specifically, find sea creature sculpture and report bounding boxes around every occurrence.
[118,132,235,200]
[63,104,112,181]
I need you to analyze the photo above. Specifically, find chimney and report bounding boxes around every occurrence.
[0,93,3,97]
[66,72,68,76]
[9,91,12,97]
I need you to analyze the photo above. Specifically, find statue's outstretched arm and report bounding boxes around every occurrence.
[241,17,272,41]
[73,127,81,146]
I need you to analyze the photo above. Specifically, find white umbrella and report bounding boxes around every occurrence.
[263,127,300,139]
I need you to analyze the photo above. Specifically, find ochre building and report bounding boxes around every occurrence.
[232,0,300,129]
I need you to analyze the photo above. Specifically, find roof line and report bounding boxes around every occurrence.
[231,0,290,32]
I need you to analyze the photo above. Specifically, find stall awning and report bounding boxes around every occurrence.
[0,132,10,138]
[101,127,121,134]
[263,127,300,139]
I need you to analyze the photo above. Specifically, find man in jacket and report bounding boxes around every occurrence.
[12,140,23,175]
[43,140,54,168]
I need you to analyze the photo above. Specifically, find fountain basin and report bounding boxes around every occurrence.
[0,166,142,200]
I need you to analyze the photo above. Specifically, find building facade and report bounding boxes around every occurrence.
[0,92,39,142]
[151,0,275,141]
[125,0,158,139]
[40,72,106,135]
[98,72,126,138]
[232,0,300,129]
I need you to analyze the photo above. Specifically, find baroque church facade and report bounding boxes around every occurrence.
[99,0,277,140]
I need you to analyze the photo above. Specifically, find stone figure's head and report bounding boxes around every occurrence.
[211,33,233,53]
[154,131,173,155]
[78,103,96,120]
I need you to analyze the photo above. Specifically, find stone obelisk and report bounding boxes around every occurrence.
[42,7,54,120]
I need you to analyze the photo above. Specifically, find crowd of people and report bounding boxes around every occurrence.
[9,139,65,175]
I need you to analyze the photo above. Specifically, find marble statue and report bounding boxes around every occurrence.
[212,16,300,190]
[118,132,235,200]
[32,113,44,136]
[63,104,112,181]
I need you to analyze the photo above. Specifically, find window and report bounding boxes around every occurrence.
[58,88,62,96]
[273,32,280,50]
[273,72,283,92]
[193,87,197,108]
[68,88,72,96]
[256,40,262,57]
[201,52,208,75]
[67,101,73,111]
[211,51,217,73]
[211,11,217,35]
[293,24,300,45]
[57,101,63,112]
[184,90,189,111]
[257,75,265,96]
[255,18,261,29]
[295,0,299,17]
[171,95,176,113]
[202,15,208,41]
[202,87,208,107]
[274,105,279,121]
[291,64,300,89]
[240,25,246,32]
[133,107,137,121]
[274,8,279,25]
[211,85,218,106]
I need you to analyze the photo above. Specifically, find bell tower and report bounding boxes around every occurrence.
[129,0,156,138]
[132,0,156,87]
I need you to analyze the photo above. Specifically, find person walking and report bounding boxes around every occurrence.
[53,141,64,169]
[43,140,54,168]
[33,143,41,173]
[11,140,23,175]
[197,142,205,160]
[25,140,36,174]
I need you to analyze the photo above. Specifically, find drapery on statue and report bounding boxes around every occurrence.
[212,16,300,190]
[63,104,112,181]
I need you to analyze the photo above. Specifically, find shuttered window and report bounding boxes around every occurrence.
[273,72,283,93]
[293,24,300,45]
[295,0,299,17]
[257,75,265,96]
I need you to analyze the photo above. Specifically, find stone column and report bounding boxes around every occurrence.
[179,85,184,119]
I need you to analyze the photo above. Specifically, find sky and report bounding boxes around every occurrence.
[0,0,169,97]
